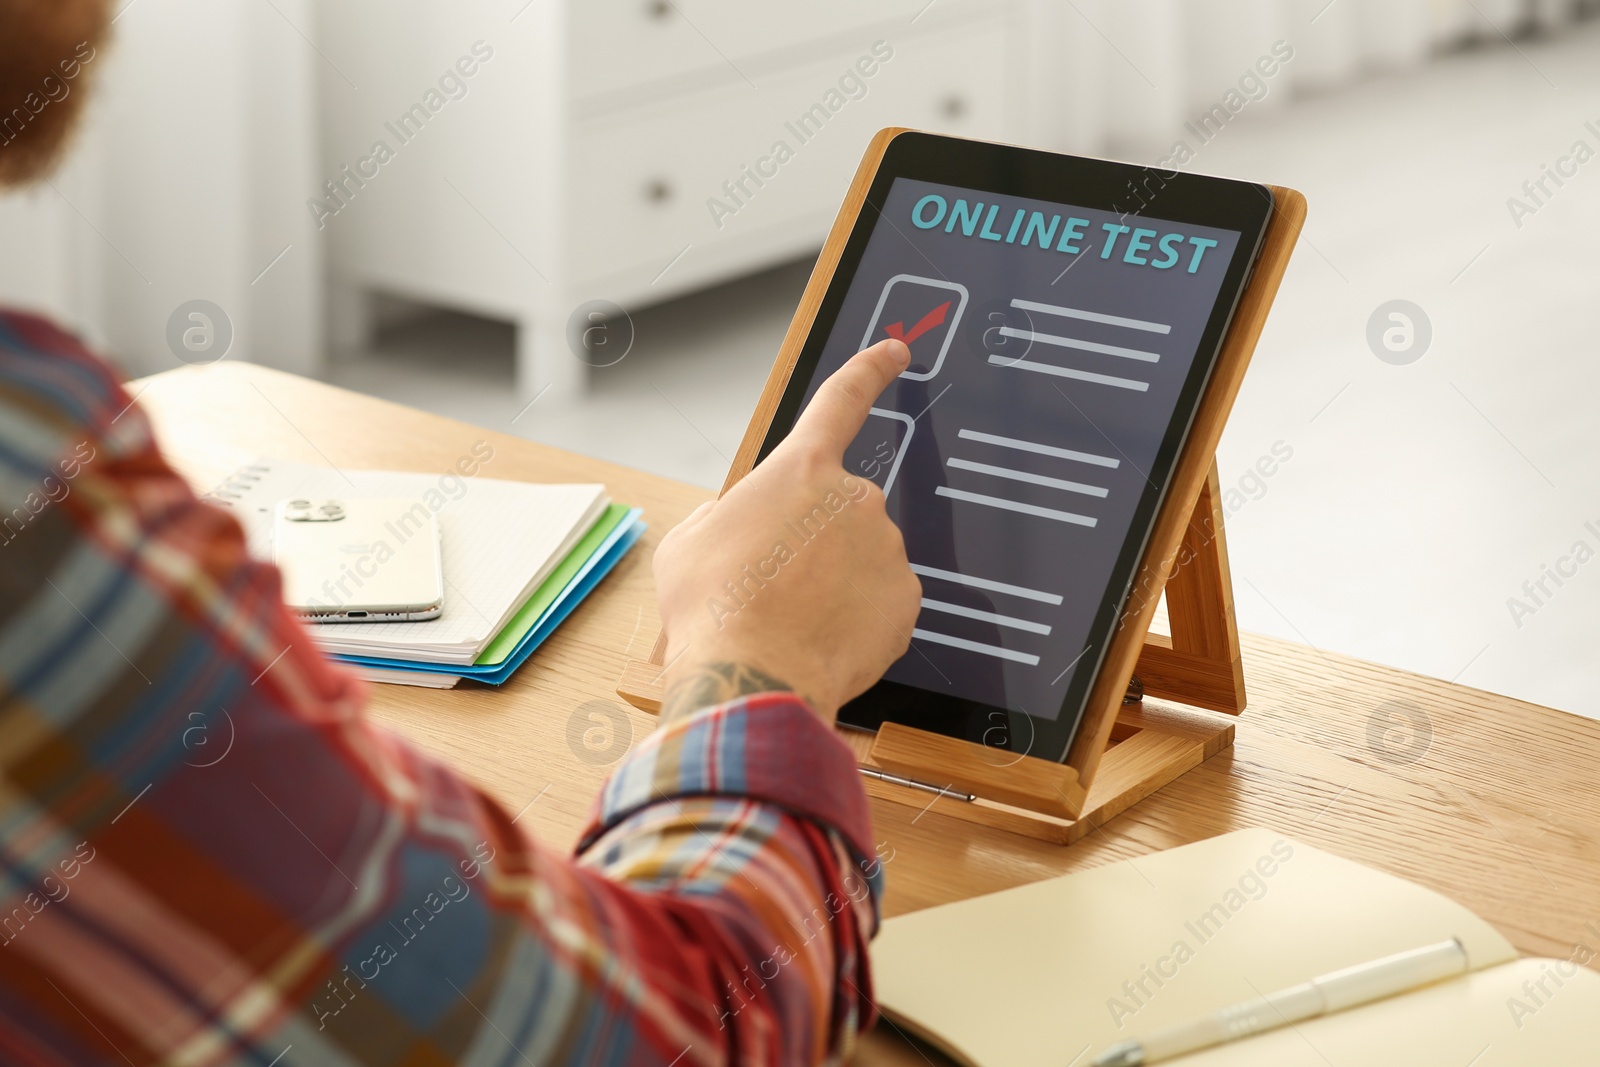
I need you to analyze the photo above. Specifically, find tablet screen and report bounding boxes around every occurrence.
[787,175,1245,740]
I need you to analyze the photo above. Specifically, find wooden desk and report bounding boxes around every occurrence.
[140,363,1600,1062]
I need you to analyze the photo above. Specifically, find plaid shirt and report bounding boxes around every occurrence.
[0,310,884,1066]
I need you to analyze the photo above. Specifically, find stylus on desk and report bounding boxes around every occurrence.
[858,767,976,801]
[1091,938,1469,1066]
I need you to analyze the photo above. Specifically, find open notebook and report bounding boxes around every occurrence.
[207,458,607,665]
[873,829,1598,1066]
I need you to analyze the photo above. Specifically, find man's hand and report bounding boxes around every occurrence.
[654,340,922,723]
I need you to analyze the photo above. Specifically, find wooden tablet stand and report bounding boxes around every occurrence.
[616,468,1243,844]
[617,129,1306,844]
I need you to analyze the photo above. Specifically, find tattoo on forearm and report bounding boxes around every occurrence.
[660,661,798,721]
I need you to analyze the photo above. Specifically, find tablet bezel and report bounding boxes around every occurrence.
[730,130,1275,766]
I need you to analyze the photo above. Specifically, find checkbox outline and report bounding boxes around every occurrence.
[860,273,970,383]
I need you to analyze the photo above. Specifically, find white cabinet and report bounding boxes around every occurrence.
[318,0,1054,398]
[570,17,1018,297]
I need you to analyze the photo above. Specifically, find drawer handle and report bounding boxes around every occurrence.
[941,95,968,121]
[644,0,673,20]
[643,178,673,205]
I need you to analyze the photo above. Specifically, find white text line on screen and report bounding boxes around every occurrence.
[957,429,1120,469]
[987,355,1150,392]
[936,486,1099,527]
[1010,298,1172,334]
[947,458,1109,498]
[912,628,1042,665]
[909,563,1064,605]
[920,598,1053,634]
[997,327,1160,363]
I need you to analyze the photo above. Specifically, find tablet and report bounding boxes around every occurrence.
[755,132,1274,764]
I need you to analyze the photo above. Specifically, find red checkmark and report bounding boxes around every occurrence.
[883,300,951,346]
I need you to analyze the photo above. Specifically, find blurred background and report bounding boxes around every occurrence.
[2,0,1597,718]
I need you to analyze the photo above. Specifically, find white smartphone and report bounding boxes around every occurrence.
[272,498,444,622]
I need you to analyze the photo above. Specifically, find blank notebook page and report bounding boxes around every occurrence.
[872,828,1519,1067]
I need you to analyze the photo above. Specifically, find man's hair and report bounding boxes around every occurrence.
[0,0,112,187]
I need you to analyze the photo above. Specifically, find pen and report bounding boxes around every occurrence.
[857,767,976,801]
[1091,938,1469,1067]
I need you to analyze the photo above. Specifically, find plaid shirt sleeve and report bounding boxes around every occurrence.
[0,310,886,1067]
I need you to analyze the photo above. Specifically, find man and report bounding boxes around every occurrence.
[0,2,922,1063]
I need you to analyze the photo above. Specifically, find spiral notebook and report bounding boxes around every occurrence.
[207,457,607,665]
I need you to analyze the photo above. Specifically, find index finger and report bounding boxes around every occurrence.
[785,339,910,461]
